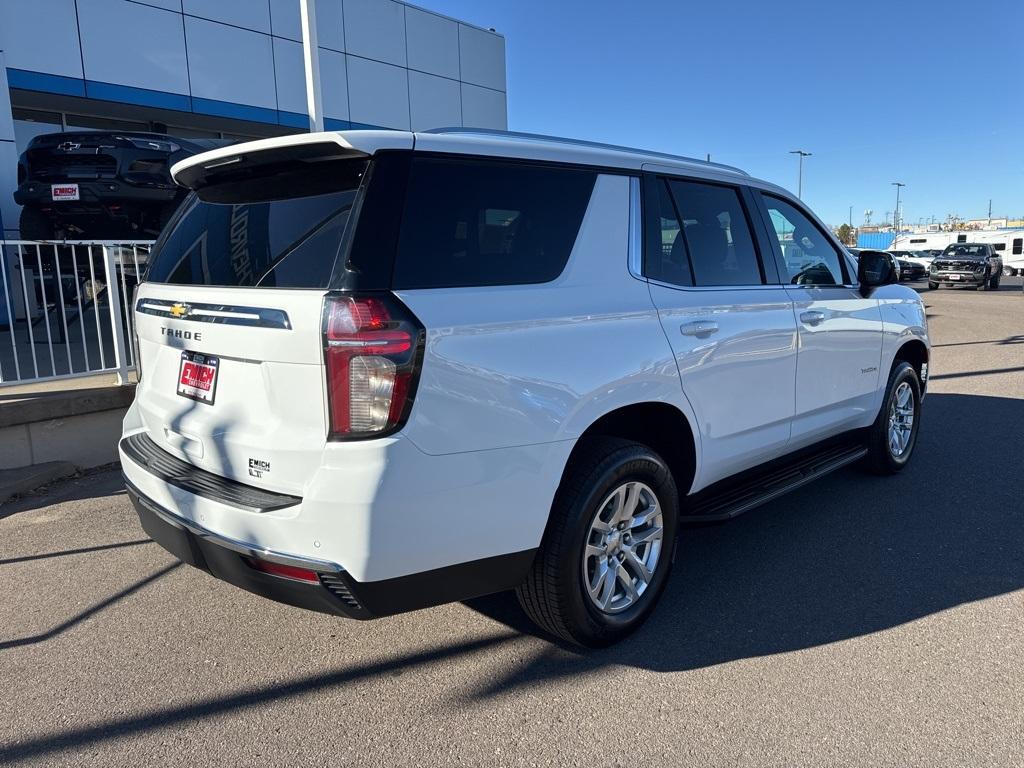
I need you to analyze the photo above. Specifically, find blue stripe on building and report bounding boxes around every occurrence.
[6,67,384,132]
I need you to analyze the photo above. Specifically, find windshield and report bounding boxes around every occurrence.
[146,158,367,288]
[941,244,987,258]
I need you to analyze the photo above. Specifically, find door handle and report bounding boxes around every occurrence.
[800,310,826,326]
[680,320,719,337]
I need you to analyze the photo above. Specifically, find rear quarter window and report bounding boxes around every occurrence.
[391,158,597,289]
[146,157,366,289]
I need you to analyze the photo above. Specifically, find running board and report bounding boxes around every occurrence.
[683,443,869,522]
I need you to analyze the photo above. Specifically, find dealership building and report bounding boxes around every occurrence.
[0,0,508,237]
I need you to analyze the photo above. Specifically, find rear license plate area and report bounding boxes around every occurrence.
[177,351,219,405]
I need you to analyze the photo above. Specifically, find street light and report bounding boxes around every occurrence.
[892,182,905,236]
[790,150,812,198]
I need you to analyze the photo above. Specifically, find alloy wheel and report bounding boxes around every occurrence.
[887,381,915,457]
[581,481,664,614]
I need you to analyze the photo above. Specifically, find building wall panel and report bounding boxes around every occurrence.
[409,70,460,131]
[78,0,190,95]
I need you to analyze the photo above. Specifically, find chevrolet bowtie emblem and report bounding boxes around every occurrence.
[169,303,191,318]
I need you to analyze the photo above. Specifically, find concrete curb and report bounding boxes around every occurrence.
[0,461,78,505]
[0,385,133,470]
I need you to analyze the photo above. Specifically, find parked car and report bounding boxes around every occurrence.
[120,129,930,648]
[888,251,928,281]
[14,131,227,240]
[890,249,934,269]
[928,243,1003,290]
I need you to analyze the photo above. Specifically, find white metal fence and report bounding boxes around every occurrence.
[0,240,155,387]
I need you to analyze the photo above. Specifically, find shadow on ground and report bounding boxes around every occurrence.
[0,464,124,518]
[465,391,1024,683]
[2,392,1022,763]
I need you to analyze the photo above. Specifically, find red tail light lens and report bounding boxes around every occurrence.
[323,294,424,439]
[247,558,320,583]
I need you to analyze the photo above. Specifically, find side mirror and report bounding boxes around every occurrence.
[858,250,898,293]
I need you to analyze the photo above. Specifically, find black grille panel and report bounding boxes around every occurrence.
[320,573,363,610]
[29,151,118,178]
[120,432,300,512]
[934,260,982,271]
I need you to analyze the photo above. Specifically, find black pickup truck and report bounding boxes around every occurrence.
[14,131,226,240]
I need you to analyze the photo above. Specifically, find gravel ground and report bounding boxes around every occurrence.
[1,280,1022,767]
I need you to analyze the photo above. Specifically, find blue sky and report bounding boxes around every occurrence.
[426,0,1023,226]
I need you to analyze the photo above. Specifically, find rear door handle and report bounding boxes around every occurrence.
[800,310,826,326]
[680,320,719,337]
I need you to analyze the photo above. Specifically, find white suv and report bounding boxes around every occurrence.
[120,130,929,647]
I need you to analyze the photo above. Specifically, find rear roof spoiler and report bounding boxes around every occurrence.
[170,130,414,190]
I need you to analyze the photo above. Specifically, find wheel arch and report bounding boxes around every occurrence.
[560,401,699,501]
[893,338,929,386]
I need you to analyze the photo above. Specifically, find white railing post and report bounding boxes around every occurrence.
[101,245,130,385]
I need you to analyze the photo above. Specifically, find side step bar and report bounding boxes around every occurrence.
[684,443,869,522]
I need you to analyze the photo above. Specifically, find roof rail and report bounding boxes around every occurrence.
[419,127,749,176]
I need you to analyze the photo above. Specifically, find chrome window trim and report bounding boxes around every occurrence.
[135,299,291,329]
[125,478,345,574]
[646,277,787,292]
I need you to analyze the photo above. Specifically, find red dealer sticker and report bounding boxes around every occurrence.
[51,184,80,201]
[176,351,219,405]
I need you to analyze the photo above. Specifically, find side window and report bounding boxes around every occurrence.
[666,180,763,286]
[1013,238,1022,255]
[391,158,596,289]
[644,179,692,286]
[762,195,846,286]
[993,243,1006,251]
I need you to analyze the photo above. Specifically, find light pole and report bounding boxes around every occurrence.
[790,150,811,198]
[892,182,905,236]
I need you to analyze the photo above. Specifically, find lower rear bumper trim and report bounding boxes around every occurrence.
[124,476,343,573]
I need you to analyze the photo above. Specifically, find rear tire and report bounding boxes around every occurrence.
[863,361,921,475]
[516,437,679,648]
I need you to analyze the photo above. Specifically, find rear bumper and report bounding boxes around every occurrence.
[14,180,179,208]
[126,477,536,619]
[126,477,367,618]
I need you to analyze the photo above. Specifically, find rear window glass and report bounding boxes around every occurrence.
[146,159,366,288]
[391,158,597,289]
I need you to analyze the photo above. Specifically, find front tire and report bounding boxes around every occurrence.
[516,437,679,647]
[989,272,1001,289]
[927,281,938,290]
[18,205,54,240]
[863,361,922,475]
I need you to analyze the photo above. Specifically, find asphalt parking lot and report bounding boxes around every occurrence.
[2,281,1022,767]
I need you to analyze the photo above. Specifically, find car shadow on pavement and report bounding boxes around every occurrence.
[2,393,1022,764]
[466,391,1024,685]
[0,561,181,651]
[0,465,126,519]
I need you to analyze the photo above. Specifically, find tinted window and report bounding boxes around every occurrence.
[665,180,763,286]
[147,160,366,288]
[1013,238,1022,255]
[391,158,596,289]
[993,243,1006,251]
[942,244,987,257]
[645,179,692,286]
[763,195,846,286]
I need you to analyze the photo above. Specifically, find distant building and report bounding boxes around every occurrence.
[0,0,508,236]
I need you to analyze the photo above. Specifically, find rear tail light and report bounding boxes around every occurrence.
[323,294,424,439]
